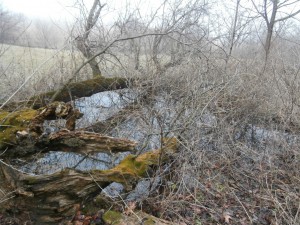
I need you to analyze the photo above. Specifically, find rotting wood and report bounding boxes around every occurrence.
[41,129,137,154]
[0,102,83,154]
[0,137,177,224]
[0,102,138,158]
[0,95,178,224]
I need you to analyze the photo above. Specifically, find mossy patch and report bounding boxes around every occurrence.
[0,109,37,150]
[24,175,39,185]
[90,138,178,185]
[102,210,122,225]
[142,217,156,225]
[94,150,161,186]
[94,194,114,209]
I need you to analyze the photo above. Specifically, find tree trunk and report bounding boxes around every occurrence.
[76,37,102,77]
[226,0,240,67]
[75,0,106,78]
[262,0,277,61]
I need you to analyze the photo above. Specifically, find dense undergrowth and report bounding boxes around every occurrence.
[1,42,300,224]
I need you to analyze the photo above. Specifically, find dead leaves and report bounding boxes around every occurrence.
[123,201,137,215]
[222,211,232,224]
[69,207,103,225]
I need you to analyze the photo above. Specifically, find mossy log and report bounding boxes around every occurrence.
[0,102,82,155]
[0,102,136,158]
[2,77,129,110]
[0,138,177,224]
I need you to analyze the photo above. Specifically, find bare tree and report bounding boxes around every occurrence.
[75,0,106,77]
[251,0,300,60]
[0,4,24,44]
[151,0,208,75]
[116,17,146,71]
[206,0,256,70]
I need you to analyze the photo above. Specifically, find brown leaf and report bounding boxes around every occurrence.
[191,205,202,214]
[124,202,136,215]
[223,211,232,224]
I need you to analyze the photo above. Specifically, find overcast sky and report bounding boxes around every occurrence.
[1,0,77,19]
[2,0,300,24]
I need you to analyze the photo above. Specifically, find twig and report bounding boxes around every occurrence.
[0,159,35,176]
[231,189,252,223]
[0,195,16,204]
[0,148,8,156]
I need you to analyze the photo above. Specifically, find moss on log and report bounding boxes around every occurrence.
[0,101,138,157]
[0,102,84,155]
[0,93,179,224]
[0,108,38,151]
[102,210,173,225]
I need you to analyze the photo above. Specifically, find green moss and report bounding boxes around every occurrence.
[102,210,122,225]
[94,194,113,209]
[104,150,160,177]
[0,109,37,150]
[24,176,39,185]
[81,204,99,215]
[142,218,156,225]
[91,139,178,185]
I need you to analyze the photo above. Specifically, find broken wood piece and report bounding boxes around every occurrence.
[0,102,82,153]
[43,130,137,154]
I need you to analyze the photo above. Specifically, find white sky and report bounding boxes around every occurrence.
[0,0,166,28]
[2,0,300,23]
[1,0,82,20]
[0,0,163,24]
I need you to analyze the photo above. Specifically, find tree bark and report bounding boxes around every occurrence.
[43,129,137,155]
[76,36,102,77]
[75,0,106,77]
[264,0,277,60]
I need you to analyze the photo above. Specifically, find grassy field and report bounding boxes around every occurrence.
[0,44,88,102]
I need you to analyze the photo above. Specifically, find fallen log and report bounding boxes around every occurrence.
[0,137,177,224]
[2,76,130,110]
[0,104,137,159]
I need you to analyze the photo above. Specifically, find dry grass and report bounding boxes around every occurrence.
[121,52,300,225]
[0,44,89,102]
